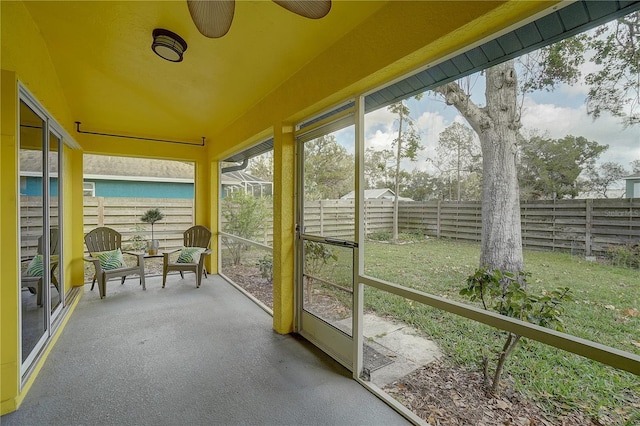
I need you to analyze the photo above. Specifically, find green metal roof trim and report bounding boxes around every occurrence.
[223,138,274,164]
[226,0,639,162]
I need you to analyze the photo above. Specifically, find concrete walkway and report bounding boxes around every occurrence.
[334,315,442,387]
[3,274,408,426]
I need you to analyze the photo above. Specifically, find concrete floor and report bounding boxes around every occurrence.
[3,273,409,426]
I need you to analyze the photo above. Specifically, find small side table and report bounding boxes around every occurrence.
[144,252,166,286]
[131,252,165,289]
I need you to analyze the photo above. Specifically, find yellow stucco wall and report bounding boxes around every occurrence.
[1,69,20,415]
[0,2,74,132]
[1,0,561,414]
[0,0,83,410]
[0,2,103,413]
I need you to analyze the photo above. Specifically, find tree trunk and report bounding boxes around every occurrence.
[393,114,403,243]
[435,60,524,273]
[480,62,523,272]
[457,144,461,201]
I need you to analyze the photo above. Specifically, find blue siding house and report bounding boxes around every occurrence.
[82,155,195,198]
[21,153,272,199]
[21,153,195,199]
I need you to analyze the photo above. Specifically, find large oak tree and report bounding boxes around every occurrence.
[433,12,638,274]
[435,60,524,272]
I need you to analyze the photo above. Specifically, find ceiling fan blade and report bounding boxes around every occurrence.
[187,0,235,38]
[272,0,331,19]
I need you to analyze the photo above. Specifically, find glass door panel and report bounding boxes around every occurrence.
[19,100,48,364]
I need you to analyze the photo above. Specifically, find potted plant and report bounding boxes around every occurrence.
[140,208,164,255]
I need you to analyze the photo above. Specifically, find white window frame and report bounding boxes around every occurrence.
[83,181,95,197]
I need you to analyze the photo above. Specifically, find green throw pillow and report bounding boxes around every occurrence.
[177,247,205,264]
[26,254,44,277]
[93,248,124,270]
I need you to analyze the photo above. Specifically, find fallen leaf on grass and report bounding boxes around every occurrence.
[622,308,639,317]
[604,304,616,310]
[630,341,640,348]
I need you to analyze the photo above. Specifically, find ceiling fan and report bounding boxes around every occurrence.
[187,0,332,38]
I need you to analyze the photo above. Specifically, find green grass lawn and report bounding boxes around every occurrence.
[360,238,639,422]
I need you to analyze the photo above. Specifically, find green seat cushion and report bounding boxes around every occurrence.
[176,247,205,264]
[26,254,44,277]
[93,248,124,270]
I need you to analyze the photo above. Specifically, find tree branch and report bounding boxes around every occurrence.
[433,82,488,134]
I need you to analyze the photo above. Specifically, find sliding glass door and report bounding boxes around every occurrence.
[19,100,48,366]
[19,90,64,375]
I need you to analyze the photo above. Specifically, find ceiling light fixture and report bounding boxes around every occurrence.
[151,28,187,62]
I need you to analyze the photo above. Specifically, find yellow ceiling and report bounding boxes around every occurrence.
[22,0,388,142]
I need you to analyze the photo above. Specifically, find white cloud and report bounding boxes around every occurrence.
[367,129,393,152]
[364,108,395,151]
[364,108,454,172]
[414,111,452,171]
[416,111,448,145]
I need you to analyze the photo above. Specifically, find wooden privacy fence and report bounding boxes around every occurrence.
[20,196,639,258]
[393,198,639,256]
[226,198,639,256]
[83,197,195,252]
[303,200,357,240]
[19,196,59,257]
[303,198,639,256]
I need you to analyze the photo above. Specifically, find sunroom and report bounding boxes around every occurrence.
[2,1,639,423]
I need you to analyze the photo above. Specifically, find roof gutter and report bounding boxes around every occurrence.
[221,158,249,174]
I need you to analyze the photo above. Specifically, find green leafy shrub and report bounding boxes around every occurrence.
[398,232,423,242]
[367,231,423,242]
[367,232,391,242]
[221,191,270,265]
[303,240,337,302]
[606,243,640,268]
[461,268,572,395]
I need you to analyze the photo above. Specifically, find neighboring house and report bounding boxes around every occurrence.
[341,189,413,201]
[221,170,273,198]
[20,153,195,199]
[82,155,195,198]
[19,151,62,196]
[21,153,274,199]
[624,173,640,198]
